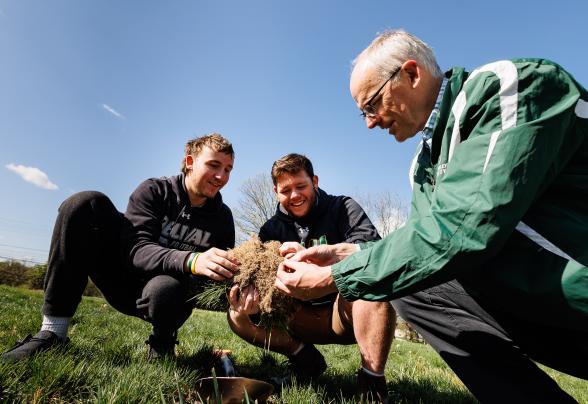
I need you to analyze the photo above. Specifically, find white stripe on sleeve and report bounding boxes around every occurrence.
[448,61,518,172]
[575,99,588,118]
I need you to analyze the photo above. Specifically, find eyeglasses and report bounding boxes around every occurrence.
[360,65,402,119]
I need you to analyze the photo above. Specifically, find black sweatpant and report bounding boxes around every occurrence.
[392,280,587,404]
[43,191,194,337]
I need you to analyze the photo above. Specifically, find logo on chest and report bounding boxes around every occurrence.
[160,219,212,250]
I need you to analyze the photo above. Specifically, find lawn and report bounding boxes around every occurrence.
[0,285,585,403]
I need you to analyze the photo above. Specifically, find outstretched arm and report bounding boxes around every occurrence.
[290,243,360,266]
[275,260,337,301]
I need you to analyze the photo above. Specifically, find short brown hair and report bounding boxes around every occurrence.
[271,153,314,185]
[181,133,234,174]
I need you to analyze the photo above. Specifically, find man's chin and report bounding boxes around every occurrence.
[211,184,224,193]
[391,130,417,143]
[287,206,309,218]
[204,189,220,199]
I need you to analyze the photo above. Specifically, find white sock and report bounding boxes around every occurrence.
[41,315,71,340]
[291,342,305,356]
[361,367,385,377]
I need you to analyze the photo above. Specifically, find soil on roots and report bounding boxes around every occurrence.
[231,237,299,324]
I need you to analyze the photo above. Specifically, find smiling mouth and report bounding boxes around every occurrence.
[290,200,305,207]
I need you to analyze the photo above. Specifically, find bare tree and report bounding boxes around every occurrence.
[234,173,277,244]
[355,191,408,237]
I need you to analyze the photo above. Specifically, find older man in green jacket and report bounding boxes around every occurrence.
[276,29,587,403]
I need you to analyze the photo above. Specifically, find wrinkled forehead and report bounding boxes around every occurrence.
[350,62,380,105]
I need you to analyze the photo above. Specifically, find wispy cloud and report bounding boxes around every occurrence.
[6,164,59,190]
[102,103,125,119]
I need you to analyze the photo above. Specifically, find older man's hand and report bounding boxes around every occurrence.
[289,242,359,266]
[274,259,338,301]
[279,241,306,258]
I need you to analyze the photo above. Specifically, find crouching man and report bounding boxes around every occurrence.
[2,133,238,361]
[227,153,395,403]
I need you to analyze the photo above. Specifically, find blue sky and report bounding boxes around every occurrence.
[1,0,587,263]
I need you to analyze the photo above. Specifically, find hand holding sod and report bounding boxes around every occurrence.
[190,247,239,281]
[274,260,337,301]
[228,284,260,315]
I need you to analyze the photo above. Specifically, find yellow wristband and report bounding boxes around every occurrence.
[190,252,201,275]
[185,253,195,273]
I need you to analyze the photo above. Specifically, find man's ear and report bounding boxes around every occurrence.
[403,60,421,88]
[312,175,319,190]
[273,185,278,194]
[185,155,194,172]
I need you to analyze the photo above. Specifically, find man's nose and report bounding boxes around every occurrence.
[365,115,379,129]
[290,189,302,199]
[216,170,229,182]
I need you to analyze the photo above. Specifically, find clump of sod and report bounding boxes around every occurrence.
[191,237,299,329]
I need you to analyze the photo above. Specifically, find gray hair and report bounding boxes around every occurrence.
[353,29,443,82]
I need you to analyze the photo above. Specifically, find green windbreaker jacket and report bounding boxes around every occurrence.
[332,59,588,331]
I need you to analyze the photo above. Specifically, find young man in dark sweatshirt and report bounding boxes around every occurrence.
[2,133,238,361]
[227,153,396,403]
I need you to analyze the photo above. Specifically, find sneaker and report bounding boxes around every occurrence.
[356,368,390,404]
[289,344,327,380]
[145,333,178,361]
[271,344,327,387]
[1,330,68,361]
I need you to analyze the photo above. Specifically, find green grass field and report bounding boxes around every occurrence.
[0,285,586,403]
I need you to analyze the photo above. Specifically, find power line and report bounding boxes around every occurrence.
[0,255,45,265]
[0,243,49,253]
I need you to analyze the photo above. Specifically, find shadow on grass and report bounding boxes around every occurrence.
[177,346,283,381]
[317,372,477,404]
[175,347,282,403]
[390,378,477,404]
[175,343,221,379]
[178,349,476,403]
[232,351,282,381]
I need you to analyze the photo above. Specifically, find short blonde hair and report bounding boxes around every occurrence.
[181,133,234,174]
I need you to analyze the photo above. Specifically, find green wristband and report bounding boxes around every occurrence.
[186,253,195,273]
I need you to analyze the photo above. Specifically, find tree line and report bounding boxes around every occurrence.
[0,260,101,297]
